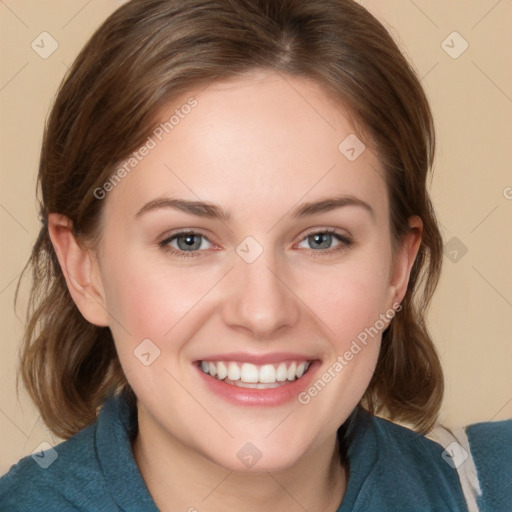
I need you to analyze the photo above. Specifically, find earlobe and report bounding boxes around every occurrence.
[389,216,423,305]
[47,213,110,327]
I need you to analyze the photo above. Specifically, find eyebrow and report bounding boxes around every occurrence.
[135,198,231,222]
[291,196,374,220]
[134,195,374,221]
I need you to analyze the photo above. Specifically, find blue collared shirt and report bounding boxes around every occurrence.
[1,391,511,511]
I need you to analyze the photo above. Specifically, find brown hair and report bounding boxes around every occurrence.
[18,0,443,438]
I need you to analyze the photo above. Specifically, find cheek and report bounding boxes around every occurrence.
[101,247,208,336]
[297,257,392,351]
[292,258,392,427]
[99,251,223,396]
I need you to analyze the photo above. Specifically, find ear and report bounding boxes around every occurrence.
[47,213,110,327]
[388,215,423,306]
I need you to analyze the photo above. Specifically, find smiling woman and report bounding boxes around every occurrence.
[1,0,511,511]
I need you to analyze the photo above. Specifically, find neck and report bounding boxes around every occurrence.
[132,407,347,512]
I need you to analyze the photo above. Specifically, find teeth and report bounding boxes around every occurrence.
[199,359,312,385]
[287,362,297,381]
[227,362,240,381]
[230,380,281,389]
[276,362,288,382]
[259,364,276,383]
[217,361,228,380]
[240,363,259,383]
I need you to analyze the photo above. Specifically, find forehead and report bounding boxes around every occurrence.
[104,71,388,223]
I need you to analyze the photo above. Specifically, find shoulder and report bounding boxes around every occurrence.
[0,419,117,511]
[466,418,512,512]
[371,414,468,491]
[359,412,512,512]
[342,409,469,511]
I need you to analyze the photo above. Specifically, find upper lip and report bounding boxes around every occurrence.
[196,352,318,365]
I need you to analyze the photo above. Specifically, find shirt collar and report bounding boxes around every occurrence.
[336,406,380,511]
[96,390,159,511]
[95,391,376,512]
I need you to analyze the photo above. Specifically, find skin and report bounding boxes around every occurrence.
[49,70,422,512]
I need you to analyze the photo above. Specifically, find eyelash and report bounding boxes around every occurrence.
[158,229,353,259]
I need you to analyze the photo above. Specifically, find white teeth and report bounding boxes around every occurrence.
[227,362,240,381]
[199,359,312,385]
[276,362,288,382]
[231,380,281,389]
[259,364,276,383]
[217,361,228,380]
[287,362,297,381]
[240,363,259,383]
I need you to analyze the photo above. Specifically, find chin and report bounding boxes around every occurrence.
[195,430,316,474]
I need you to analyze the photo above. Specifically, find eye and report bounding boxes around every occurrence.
[159,231,214,257]
[297,230,352,254]
[159,229,352,259]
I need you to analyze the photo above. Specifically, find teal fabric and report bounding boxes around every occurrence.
[466,419,512,512]
[1,391,511,511]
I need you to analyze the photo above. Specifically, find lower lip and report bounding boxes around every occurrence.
[195,360,321,407]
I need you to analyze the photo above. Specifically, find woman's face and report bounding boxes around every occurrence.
[92,71,416,472]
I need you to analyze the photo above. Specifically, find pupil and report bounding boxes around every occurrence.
[178,234,200,251]
[311,233,331,250]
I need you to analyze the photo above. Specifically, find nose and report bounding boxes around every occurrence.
[221,250,301,340]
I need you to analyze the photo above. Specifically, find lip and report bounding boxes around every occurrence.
[194,356,322,407]
[197,351,314,365]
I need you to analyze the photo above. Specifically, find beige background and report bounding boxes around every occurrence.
[1,0,511,474]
